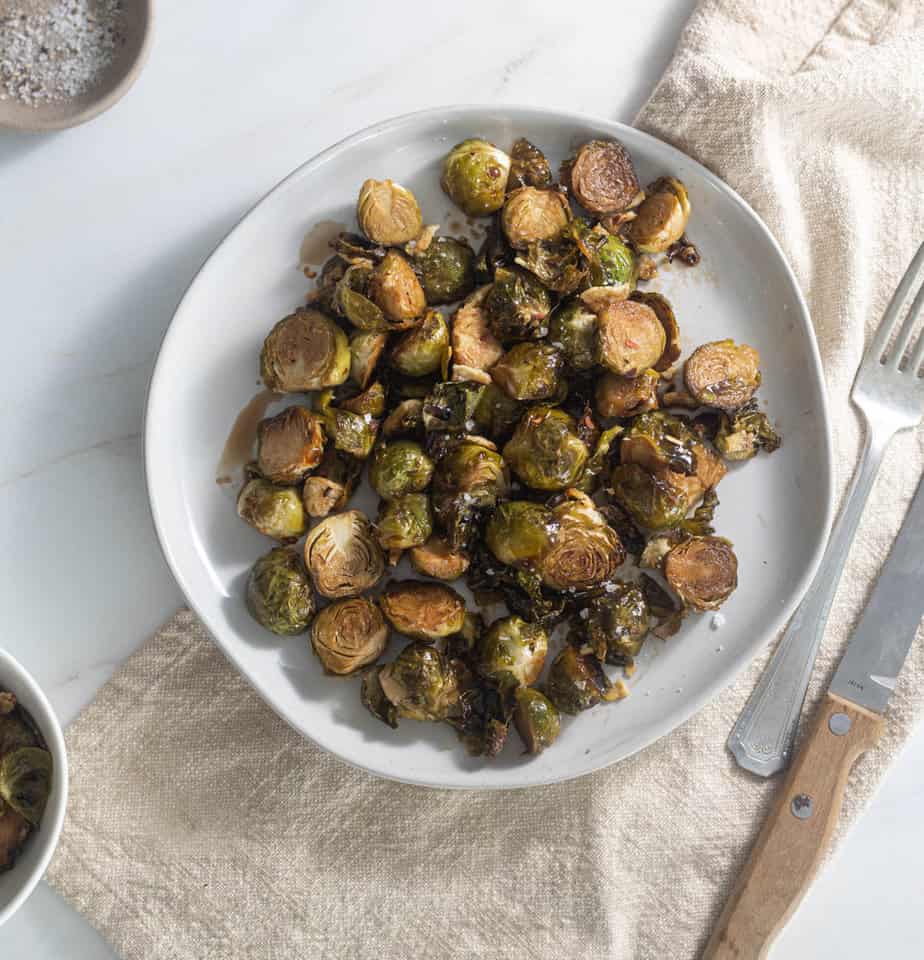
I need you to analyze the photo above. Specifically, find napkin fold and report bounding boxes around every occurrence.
[48,2,924,957]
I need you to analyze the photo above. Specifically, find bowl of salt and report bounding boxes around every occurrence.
[0,0,153,131]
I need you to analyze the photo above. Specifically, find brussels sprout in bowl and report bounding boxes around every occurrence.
[145,106,833,789]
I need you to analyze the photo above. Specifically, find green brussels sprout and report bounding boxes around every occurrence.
[316,389,379,459]
[502,405,589,491]
[501,186,571,250]
[349,330,387,389]
[340,381,386,418]
[441,138,512,217]
[630,291,681,372]
[333,263,388,331]
[260,309,350,392]
[431,438,509,548]
[684,339,761,411]
[422,380,486,433]
[390,309,450,378]
[485,266,553,343]
[361,667,398,728]
[368,250,426,324]
[303,509,384,598]
[409,535,470,581]
[0,745,52,826]
[572,220,638,289]
[597,299,667,376]
[714,399,781,460]
[237,478,307,542]
[490,342,564,401]
[476,615,549,686]
[246,546,316,636]
[621,411,697,476]
[375,493,433,552]
[627,176,691,253]
[610,463,690,531]
[513,687,560,755]
[382,398,424,438]
[578,583,649,664]
[256,406,325,485]
[548,299,598,371]
[472,381,524,439]
[450,285,504,372]
[513,236,587,294]
[664,535,738,611]
[310,597,388,675]
[508,137,552,190]
[379,581,467,640]
[357,178,422,245]
[545,646,626,715]
[379,642,461,722]
[369,441,434,499]
[595,370,660,418]
[302,448,362,518]
[565,139,640,217]
[416,236,476,305]
[485,500,554,569]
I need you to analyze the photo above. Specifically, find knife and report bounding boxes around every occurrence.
[703,472,924,960]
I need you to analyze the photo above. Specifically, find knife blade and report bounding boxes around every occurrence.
[829,472,924,714]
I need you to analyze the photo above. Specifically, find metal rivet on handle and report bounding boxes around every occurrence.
[829,712,852,736]
[791,794,814,820]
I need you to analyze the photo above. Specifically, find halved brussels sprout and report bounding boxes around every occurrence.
[260,309,350,392]
[450,285,504,372]
[485,500,554,569]
[508,137,552,190]
[422,380,485,433]
[502,405,589,491]
[349,330,387,389]
[382,398,424,438]
[628,176,691,253]
[485,265,553,343]
[246,546,316,636]
[340,380,386,417]
[369,441,434,499]
[573,221,638,288]
[545,646,625,715]
[631,291,681,372]
[256,406,325,485]
[513,687,560,754]
[597,299,667,376]
[621,411,697,475]
[409,535,470,581]
[715,399,781,460]
[579,284,631,314]
[378,641,461,721]
[566,139,640,216]
[357,178,423,245]
[595,370,660,418]
[0,746,52,826]
[472,382,524,440]
[610,463,690,531]
[664,535,737,610]
[684,339,761,411]
[415,236,476,305]
[390,309,450,378]
[302,448,362,518]
[303,509,384,598]
[310,597,388,675]
[361,667,398,728]
[441,139,512,217]
[501,187,571,250]
[316,389,379,459]
[578,583,649,664]
[379,580,467,640]
[548,298,598,371]
[490,342,564,401]
[333,263,388,331]
[237,478,307,542]
[368,250,426,324]
[476,615,548,686]
[375,493,433,553]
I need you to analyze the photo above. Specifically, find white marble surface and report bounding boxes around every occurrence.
[1,1,922,956]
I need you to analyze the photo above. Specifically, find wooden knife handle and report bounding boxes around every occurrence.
[702,692,883,960]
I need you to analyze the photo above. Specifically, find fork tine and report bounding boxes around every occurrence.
[870,237,924,362]
[888,276,924,367]
[910,319,924,376]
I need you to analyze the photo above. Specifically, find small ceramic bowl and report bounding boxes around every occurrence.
[0,647,68,926]
[0,0,154,132]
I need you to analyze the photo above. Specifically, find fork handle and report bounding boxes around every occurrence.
[727,423,887,777]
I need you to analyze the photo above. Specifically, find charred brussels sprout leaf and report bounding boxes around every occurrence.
[368,250,426,324]
[490,342,564,401]
[340,380,386,417]
[485,500,555,569]
[513,687,560,755]
[715,400,781,460]
[375,493,433,553]
[502,187,571,250]
[684,339,761,411]
[548,299,598,372]
[333,263,388,331]
[664,535,738,610]
[316,389,379,459]
[628,176,691,253]
[546,646,625,715]
[610,462,690,531]
[237,478,307,542]
[473,216,513,284]
[681,488,719,537]
[409,535,470,581]
[369,441,434,499]
[577,583,649,665]
[246,547,315,636]
[422,380,485,433]
[565,139,640,217]
[302,449,362,518]
[503,405,589,491]
[485,266,553,343]
[379,581,467,640]
[260,309,350,392]
[514,236,587,295]
[508,137,552,190]
[382,398,424,439]
[476,615,549,686]
[361,667,398,728]
[256,406,325,485]
[310,597,388,675]
[450,671,517,758]
[390,309,450,378]
[357,178,423,246]
[415,236,476,305]
[303,510,384,598]
[441,139,512,217]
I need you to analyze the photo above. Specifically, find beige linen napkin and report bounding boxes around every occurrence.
[48,2,924,958]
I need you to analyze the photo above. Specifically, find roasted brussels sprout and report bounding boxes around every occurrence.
[597,299,667,376]
[684,339,761,411]
[621,411,697,475]
[715,400,781,460]
[566,139,640,216]
[316,389,379,459]
[375,493,433,553]
[573,221,638,288]
[246,546,315,635]
[361,667,398,728]
[357,178,422,246]
[472,382,524,440]
[303,510,384,598]
[485,266,553,343]
[610,463,690,531]
[578,584,649,664]
[476,615,548,685]
[595,370,660,418]
[310,597,388,675]
[548,298,598,372]
[508,137,552,190]
[302,448,362,518]
[441,139,512,217]
[485,500,554,569]
[1,746,52,828]
[501,187,571,250]
[545,646,625,715]
[382,398,424,438]
[473,216,512,284]
[631,291,680,372]
[450,285,504,372]
[422,380,485,433]
[333,263,388,331]
[450,670,516,758]
[490,342,564,401]
[503,405,589,491]
[513,687,560,755]
[431,438,509,548]
[513,235,586,294]
[349,330,387,389]
[255,406,325,485]
[415,236,476,305]
[378,642,461,721]
[628,177,691,253]
[409,535,470,581]
[260,309,350,392]
[368,250,426,324]
[379,580,466,640]
[664,535,738,610]
[390,309,450,378]
[369,441,434,499]
[237,478,307,542]
[579,284,631,315]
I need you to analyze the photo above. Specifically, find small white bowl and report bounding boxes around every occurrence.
[0,648,68,927]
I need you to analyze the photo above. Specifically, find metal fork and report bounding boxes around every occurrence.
[728,238,924,777]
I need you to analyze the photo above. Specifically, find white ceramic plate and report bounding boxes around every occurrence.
[145,106,834,789]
